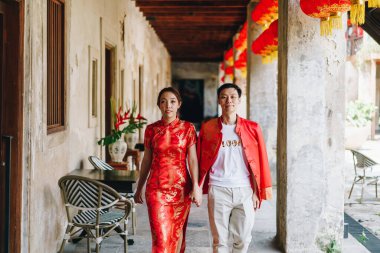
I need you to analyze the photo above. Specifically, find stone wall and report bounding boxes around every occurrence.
[23,0,170,252]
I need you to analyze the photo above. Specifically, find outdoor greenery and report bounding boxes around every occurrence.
[97,99,147,146]
[325,239,340,253]
[317,237,341,253]
[346,100,377,127]
[359,230,369,244]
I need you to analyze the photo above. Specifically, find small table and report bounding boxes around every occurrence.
[107,161,130,171]
[68,169,139,193]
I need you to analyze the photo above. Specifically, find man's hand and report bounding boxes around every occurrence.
[253,192,259,210]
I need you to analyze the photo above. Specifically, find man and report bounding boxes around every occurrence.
[197,83,272,253]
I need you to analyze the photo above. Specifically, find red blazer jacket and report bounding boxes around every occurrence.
[197,116,272,204]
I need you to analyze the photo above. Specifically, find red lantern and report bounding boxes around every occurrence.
[225,66,234,75]
[300,0,332,36]
[251,20,278,63]
[300,0,350,35]
[224,48,234,66]
[252,0,278,28]
[234,49,247,69]
[234,22,247,51]
[319,0,351,29]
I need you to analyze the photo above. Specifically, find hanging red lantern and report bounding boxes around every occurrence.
[320,0,351,29]
[234,49,247,69]
[234,22,248,51]
[251,19,278,63]
[252,0,278,28]
[224,66,234,75]
[300,0,350,35]
[224,48,234,66]
[300,0,333,36]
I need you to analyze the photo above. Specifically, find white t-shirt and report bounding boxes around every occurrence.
[209,123,251,188]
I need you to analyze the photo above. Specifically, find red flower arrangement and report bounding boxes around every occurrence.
[98,102,147,146]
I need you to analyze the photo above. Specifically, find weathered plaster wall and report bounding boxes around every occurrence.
[23,0,170,252]
[172,62,219,119]
[248,14,278,185]
[278,1,346,252]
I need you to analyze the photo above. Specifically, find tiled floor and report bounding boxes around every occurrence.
[62,186,370,253]
[61,137,380,253]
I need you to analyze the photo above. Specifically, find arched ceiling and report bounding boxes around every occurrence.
[134,0,251,62]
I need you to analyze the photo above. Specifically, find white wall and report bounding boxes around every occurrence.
[23,0,170,252]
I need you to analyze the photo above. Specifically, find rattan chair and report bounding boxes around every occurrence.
[88,156,137,236]
[58,175,132,253]
[348,149,380,202]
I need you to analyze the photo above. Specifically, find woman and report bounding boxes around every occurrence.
[134,87,202,253]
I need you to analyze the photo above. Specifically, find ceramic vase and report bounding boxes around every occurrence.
[108,135,127,163]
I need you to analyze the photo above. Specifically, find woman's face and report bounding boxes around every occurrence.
[158,91,181,120]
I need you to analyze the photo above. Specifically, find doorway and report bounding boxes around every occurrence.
[0,1,23,253]
[176,79,204,130]
[105,46,115,161]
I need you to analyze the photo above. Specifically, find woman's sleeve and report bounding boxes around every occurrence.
[187,124,197,148]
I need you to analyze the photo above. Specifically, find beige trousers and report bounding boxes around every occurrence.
[208,185,255,253]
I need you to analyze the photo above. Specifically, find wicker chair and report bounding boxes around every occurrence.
[348,149,380,202]
[88,156,137,236]
[58,175,132,253]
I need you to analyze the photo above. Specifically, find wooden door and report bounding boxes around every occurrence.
[0,1,23,253]
[105,47,115,161]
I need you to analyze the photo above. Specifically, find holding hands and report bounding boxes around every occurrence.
[190,184,202,207]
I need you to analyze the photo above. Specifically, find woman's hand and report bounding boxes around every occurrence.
[134,189,144,204]
[190,184,202,207]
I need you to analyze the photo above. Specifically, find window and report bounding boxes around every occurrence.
[88,46,99,128]
[47,0,65,134]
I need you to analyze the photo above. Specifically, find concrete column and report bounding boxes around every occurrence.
[277,1,346,252]
[247,1,278,184]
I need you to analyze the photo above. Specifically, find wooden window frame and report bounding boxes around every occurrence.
[88,46,100,128]
[47,0,65,134]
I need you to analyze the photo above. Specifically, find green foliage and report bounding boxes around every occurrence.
[97,122,145,146]
[346,100,377,127]
[97,98,147,146]
[325,239,340,253]
[359,230,368,244]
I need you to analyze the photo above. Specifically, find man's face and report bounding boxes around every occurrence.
[218,88,240,114]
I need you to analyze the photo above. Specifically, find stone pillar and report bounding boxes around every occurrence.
[277,1,346,252]
[247,1,278,184]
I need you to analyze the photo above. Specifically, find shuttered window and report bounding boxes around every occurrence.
[47,0,65,134]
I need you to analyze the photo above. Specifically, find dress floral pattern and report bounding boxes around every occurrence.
[144,118,197,253]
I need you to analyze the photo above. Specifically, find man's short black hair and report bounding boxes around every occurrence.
[217,83,242,98]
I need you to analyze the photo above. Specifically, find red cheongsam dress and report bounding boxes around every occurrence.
[144,118,197,253]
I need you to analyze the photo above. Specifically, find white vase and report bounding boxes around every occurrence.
[108,136,128,163]
[125,132,139,150]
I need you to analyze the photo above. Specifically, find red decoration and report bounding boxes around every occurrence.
[224,48,234,66]
[234,49,247,69]
[251,19,278,63]
[234,22,248,51]
[225,66,234,75]
[252,0,278,28]
[300,0,351,35]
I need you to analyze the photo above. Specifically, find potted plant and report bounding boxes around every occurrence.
[98,99,147,162]
[345,100,377,149]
